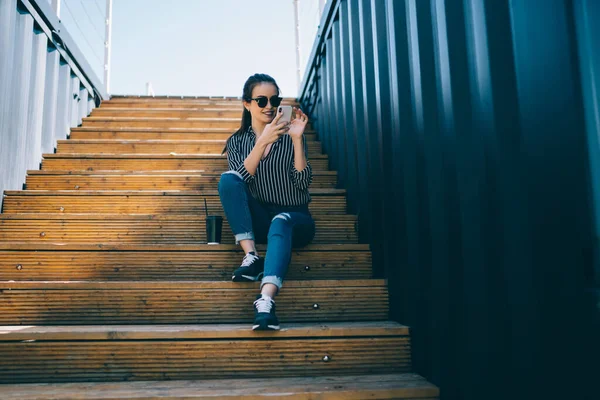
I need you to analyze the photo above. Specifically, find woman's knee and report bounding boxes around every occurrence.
[268,213,292,237]
[218,171,244,194]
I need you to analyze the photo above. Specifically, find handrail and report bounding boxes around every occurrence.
[298,0,339,106]
[23,0,108,103]
[0,0,109,197]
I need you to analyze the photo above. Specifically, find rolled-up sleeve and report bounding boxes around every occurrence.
[290,136,312,190]
[226,136,255,184]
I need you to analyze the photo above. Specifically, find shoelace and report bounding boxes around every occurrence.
[254,296,273,313]
[241,253,259,267]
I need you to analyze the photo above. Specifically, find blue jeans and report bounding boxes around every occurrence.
[218,171,316,291]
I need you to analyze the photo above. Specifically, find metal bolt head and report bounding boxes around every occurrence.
[16,264,22,270]
[322,355,331,362]
[313,303,319,309]
[304,265,310,271]
[74,185,80,189]
[59,207,65,212]
[40,232,46,237]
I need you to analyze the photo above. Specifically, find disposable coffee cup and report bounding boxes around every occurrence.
[206,215,223,245]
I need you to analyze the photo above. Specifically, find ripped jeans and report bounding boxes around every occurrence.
[218,171,316,291]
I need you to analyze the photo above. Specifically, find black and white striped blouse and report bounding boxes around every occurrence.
[225,127,312,206]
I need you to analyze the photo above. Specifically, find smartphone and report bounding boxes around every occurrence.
[279,106,293,124]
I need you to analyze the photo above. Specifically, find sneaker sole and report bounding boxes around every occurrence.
[232,272,264,282]
[252,323,280,331]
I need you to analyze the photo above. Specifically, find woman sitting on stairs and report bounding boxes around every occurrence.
[218,73,315,331]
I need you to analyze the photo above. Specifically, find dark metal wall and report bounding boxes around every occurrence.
[299,1,599,399]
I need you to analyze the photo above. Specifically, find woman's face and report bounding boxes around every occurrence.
[244,83,279,125]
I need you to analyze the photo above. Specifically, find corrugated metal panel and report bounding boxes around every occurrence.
[299,1,599,399]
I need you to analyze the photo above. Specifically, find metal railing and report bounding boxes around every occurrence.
[298,0,600,399]
[0,0,108,197]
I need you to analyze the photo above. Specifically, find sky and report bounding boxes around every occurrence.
[57,0,323,98]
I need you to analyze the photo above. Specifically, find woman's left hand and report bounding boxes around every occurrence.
[288,108,309,140]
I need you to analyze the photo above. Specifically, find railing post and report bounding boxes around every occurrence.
[0,0,17,196]
[27,26,48,172]
[104,0,113,94]
[41,44,60,154]
[54,59,72,143]
[70,75,80,128]
[293,0,301,91]
[79,86,89,127]
[10,5,34,190]
[51,0,60,18]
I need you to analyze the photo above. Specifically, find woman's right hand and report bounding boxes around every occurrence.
[256,108,289,147]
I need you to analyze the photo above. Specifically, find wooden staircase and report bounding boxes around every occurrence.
[0,96,439,399]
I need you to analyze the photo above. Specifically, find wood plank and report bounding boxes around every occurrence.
[55,139,323,155]
[28,170,335,177]
[69,126,318,134]
[106,96,297,101]
[0,340,409,384]
[70,131,318,141]
[0,216,358,244]
[81,117,241,129]
[3,189,345,196]
[2,194,347,215]
[0,373,438,399]
[0,248,371,281]
[0,321,407,341]
[0,213,356,221]
[0,280,389,324]
[80,118,313,130]
[24,173,336,190]
[0,243,368,251]
[0,279,383,289]
[41,155,329,171]
[92,108,246,119]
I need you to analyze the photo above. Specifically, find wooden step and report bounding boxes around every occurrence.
[41,154,330,171]
[0,243,371,281]
[24,172,337,190]
[90,108,313,120]
[55,139,323,155]
[0,373,439,399]
[0,322,413,385]
[2,190,347,215]
[103,96,299,107]
[81,117,312,130]
[0,214,358,244]
[69,129,318,141]
[82,117,241,129]
[0,280,388,324]
[93,107,244,118]
[106,95,298,101]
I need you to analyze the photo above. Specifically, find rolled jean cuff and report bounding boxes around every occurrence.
[235,232,254,244]
[261,275,283,290]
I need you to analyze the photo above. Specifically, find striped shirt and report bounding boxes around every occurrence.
[225,127,312,206]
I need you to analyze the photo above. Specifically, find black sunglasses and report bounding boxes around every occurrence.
[250,95,282,108]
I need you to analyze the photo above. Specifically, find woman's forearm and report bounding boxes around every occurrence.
[292,136,307,171]
[244,141,267,176]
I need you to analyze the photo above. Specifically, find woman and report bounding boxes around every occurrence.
[218,73,315,331]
